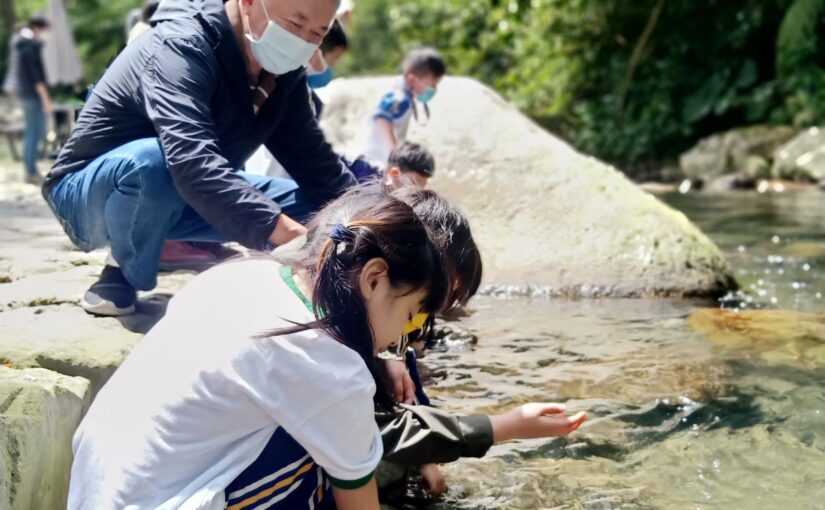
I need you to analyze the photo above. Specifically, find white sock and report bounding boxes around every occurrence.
[105,252,120,268]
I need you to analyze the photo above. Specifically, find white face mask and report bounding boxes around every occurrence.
[245,0,319,75]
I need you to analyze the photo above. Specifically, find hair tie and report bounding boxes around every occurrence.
[329,224,352,243]
[329,224,355,256]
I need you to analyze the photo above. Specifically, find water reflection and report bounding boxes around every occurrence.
[414,190,825,509]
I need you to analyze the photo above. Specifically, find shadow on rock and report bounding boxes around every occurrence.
[115,293,172,334]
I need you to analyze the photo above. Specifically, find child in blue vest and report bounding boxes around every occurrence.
[363,48,446,167]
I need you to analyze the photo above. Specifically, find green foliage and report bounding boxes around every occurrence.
[776,0,825,74]
[69,0,137,84]
[341,0,825,175]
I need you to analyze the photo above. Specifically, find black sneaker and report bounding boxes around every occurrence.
[81,265,137,316]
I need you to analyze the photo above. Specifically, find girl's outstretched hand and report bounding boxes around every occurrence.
[490,403,587,442]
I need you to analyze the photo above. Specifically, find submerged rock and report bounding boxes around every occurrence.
[320,77,736,297]
[689,308,825,367]
[0,367,90,509]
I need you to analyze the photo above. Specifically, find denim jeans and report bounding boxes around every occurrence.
[45,138,316,290]
[21,97,46,176]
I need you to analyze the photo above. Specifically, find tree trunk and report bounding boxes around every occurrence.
[0,0,15,37]
[616,0,667,118]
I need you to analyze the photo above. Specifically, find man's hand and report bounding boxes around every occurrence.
[36,83,54,114]
[490,403,587,442]
[269,213,308,246]
[382,359,415,404]
[419,463,446,496]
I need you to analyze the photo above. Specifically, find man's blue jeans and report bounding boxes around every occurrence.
[44,138,316,290]
[21,98,46,176]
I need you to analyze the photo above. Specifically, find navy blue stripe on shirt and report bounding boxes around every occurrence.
[226,426,323,509]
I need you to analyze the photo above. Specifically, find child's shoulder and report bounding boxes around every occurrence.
[374,80,413,121]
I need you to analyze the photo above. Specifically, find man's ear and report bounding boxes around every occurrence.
[387,167,401,178]
[239,0,253,16]
[358,257,390,302]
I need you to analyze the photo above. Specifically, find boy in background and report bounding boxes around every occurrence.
[364,48,445,167]
[348,141,435,187]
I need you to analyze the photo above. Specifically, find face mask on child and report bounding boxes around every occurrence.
[307,67,334,88]
[416,86,437,104]
[245,0,319,75]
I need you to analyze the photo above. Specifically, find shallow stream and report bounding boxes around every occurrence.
[422,189,825,509]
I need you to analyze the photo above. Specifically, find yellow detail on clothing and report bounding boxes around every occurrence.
[402,313,429,335]
[227,461,316,510]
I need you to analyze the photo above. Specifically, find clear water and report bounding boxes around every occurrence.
[418,189,825,509]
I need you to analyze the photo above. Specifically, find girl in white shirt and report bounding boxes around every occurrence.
[68,194,449,510]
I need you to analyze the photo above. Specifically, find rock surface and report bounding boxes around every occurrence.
[0,367,90,510]
[0,164,195,508]
[771,126,825,182]
[679,125,796,182]
[320,77,736,297]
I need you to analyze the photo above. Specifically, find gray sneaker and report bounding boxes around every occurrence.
[81,265,137,316]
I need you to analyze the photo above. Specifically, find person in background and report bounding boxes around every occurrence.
[347,141,436,187]
[384,141,434,188]
[16,15,52,185]
[307,18,348,93]
[126,1,160,44]
[363,47,445,167]
[2,22,25,96]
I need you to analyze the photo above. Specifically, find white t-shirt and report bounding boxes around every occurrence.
[68,259,383,509]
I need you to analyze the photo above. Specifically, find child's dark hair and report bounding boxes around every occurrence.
[267,192,448,410]
[320,19,348,54]
[403,47,447,78]
[391,188,482,310]
[308,183,482,311]
[28,16,50,30]
[388,142,436,178]
[141,1,160,23]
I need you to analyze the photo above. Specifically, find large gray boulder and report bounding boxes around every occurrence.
[772,126,825,182]
[679,125,796,181]
[0,367,90,510]
[319,77,736,297]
